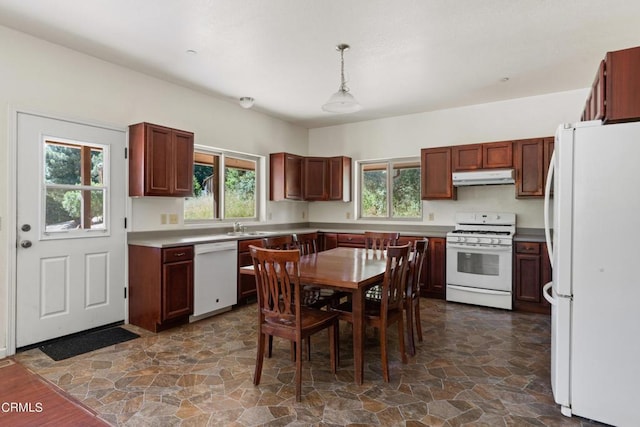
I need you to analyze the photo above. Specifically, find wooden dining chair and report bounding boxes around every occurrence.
[330,243,411,382]
[261,234,302,359]
[262,233,329,360]
[292,232,319,255]
[262,235,296,250]
[294,232,345,308]
[364,231,400,251]
[249,245,339,402]
[405,238,428,356]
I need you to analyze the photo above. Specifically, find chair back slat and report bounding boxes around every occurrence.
[409,239,429,296]
[364,231,400,251]
[262,235,296,250]
[250,246,300,324]
[293,232,319,255]
[380,243,411,314]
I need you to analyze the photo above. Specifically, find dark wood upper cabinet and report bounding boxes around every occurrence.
[270,152,304,201]
[421,147,456,200]
[129,122,194,197]
[272,153,351,201]
[514,137,553,198]
[452,144,482,171]
[303,157,328,201]
[328,156,351,202]
[582,46,640,123]
[452,141,513,171]
[483,141,513,168]
[582,60,606,122]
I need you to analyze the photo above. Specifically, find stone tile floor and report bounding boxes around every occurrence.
[14,299,605,426]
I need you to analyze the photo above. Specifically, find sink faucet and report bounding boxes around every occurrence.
[233,221,244,233]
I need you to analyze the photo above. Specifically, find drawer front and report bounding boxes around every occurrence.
[515,242,540,255]
[337,233,365,247]
[162,246,194,263]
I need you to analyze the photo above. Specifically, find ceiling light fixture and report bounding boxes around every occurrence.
[322,43,361,113]
[239,97,254,109]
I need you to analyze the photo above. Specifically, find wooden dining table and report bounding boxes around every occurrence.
[240,246,388,385]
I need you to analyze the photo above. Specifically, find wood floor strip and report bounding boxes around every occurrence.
[0,360,109,427]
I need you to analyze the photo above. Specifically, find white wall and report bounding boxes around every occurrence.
[0,25,308,356]
[308,90,588,227]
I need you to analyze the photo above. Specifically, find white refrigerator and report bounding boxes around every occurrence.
[544,120,640,426]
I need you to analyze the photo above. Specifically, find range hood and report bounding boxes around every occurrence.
[452,169,515,186]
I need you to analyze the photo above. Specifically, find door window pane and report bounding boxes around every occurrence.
[45,144,103,185]
[45,188,105,231]
[43,140,107,235]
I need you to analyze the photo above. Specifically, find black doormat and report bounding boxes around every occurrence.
[39,327,139,361]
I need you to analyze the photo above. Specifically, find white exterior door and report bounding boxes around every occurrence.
[16,112,127,348]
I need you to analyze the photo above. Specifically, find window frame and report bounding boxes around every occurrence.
[357,156,422,221]
[185,144,262,224]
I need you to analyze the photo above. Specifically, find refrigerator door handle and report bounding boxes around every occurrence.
[544,150,555,262]
[543,281,555,305]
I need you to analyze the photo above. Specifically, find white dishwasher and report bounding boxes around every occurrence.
[190,241,238,321]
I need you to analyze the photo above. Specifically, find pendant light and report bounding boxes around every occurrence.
[322,43,361,113]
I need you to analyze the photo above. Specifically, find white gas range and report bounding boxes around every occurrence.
[446,212,515,310]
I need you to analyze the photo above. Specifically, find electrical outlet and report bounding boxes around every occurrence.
[160,214,167,224]
[346,212,351,219]
[428,212,435,221]
[169,214,178,224]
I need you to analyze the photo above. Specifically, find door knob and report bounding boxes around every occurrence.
[20,240,32,248]
[21,224,31,232]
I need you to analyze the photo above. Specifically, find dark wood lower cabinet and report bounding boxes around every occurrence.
[236,239,263,305]
[129,245,194,332]
[423,237,446,299]
[321,232,338,251]
[514,241,551,314]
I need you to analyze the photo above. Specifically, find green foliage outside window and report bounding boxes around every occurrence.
[392,168,421,217]
[361,169,387,217]
[361,160,421,219]
[185,154,257,220]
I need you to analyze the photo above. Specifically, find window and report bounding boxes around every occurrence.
[359,158,421,220]
[185,146,259,222]
[44,139,108,234]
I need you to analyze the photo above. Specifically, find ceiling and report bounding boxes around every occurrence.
[1,0,640,129]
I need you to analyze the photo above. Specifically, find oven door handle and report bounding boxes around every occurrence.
[447,284,510,295]
[446,243,512,252]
